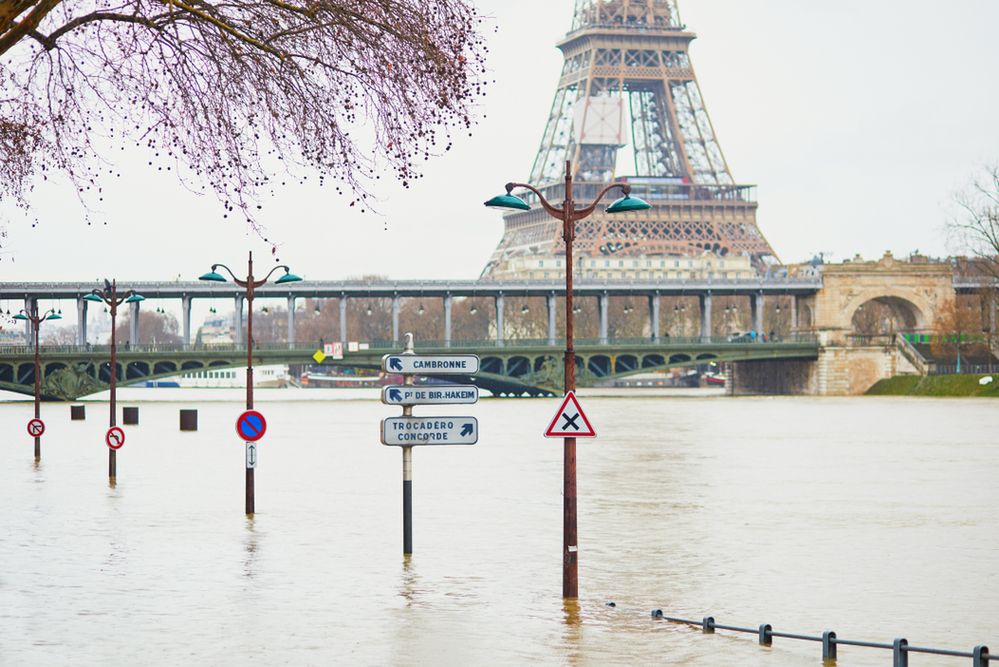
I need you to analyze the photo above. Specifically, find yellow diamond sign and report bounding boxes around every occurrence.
[312,349,326,363]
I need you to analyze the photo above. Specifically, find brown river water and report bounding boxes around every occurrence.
[1,388,996,665]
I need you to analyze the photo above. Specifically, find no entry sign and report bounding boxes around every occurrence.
[236,410,267,442]
[27,418,45,437]
[106,426,125,450]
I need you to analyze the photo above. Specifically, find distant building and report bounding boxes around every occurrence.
[196,315,234,344]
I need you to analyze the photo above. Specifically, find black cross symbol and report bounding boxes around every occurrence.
[561,413,580,431]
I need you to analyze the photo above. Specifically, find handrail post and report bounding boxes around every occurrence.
[893,638,908,667]
[822,631,837,661]
[974,645,990,667]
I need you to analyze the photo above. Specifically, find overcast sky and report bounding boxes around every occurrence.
[2,0,998,286]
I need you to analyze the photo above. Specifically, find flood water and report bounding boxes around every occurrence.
[1,388,996,665]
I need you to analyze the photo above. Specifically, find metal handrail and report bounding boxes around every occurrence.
[647,611,991,665]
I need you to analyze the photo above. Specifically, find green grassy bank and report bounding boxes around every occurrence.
[867,374,999,397]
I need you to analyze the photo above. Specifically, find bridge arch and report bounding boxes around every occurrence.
[849,295,925,334]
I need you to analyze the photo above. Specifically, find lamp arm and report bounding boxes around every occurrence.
[40,309,58,322]
[258,265,292,286]
[211,263,247,287]
[508,182,564,219]
[574,183,631,220]
[111,289,136,308]
[88,288,108,305]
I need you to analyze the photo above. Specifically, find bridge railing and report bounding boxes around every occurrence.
[0,334,820,357]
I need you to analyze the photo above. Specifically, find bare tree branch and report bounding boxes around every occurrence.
[0,0,488,232]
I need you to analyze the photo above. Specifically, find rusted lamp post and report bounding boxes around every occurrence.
[200,251,302,515]
[485,160,650,598]
[84,280,145,481]
[13,305,62,460]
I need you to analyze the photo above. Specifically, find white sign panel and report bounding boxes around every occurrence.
[381,417,479,446]
[381,385,479,406]
[381,354,480,375]
[324,342,344,360]
[246,442,258,469]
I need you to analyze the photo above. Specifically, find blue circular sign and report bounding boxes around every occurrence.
[236,410,267,442]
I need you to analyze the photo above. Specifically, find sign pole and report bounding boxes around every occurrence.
[401,333,415,556]
[562,160,578,600]
[31,311,41,461]
[109,280,118,484]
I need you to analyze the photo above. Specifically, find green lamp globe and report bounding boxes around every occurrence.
[274,272,303,285]
[606,195,652,214]
[484,193,530,211]
[199,271,227,282]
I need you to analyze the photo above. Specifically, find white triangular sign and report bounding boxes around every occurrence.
[544,391,596,438]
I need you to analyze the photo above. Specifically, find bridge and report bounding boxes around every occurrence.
[0,336,820,400]
[1,277,822,348]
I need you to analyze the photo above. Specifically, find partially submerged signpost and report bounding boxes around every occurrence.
[380,333,480,555]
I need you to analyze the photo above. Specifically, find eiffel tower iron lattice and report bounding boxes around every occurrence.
[483,0,778,279]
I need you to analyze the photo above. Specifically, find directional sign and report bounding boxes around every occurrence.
[381,416,479,446]
[246,442,257,469]
[312,349,326,363]
[544,391,596,438]
[381,354,480,375]
[27,418,45,437]
[106,426,126,450]
[381,385,479,406]
[324,342,344,360]
[236,410,267,442]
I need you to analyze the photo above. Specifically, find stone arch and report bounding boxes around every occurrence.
[850,295,925,334]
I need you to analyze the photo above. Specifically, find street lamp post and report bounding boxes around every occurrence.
[200,251,302,515]
[14,305,62,460]
[486,160,650,598]
[85,280,145,482]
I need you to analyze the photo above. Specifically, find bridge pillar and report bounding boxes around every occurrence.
[392,294,401,344]
[234,296,244,345]
[790,295,799,333]
[599,292,609,344]
[77,297,88,346]
[129,299,140,345]
[700,293,713,340]
[339,296,347,342]
[286,295,296,348]
[182,296,192,347]
[753,292,764,336]
[547,293,557,346]
[495,294,504,347]
[990,297,997,335]
[649,294,661,341]
[443,294,452,348]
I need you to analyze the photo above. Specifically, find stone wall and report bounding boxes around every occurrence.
[729,344,912,396]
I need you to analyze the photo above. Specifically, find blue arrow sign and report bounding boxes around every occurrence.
[380,354,480,374]
[381,384,479,406]
[380,416,478,446]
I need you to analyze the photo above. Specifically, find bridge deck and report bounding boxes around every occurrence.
[0,336,820,400]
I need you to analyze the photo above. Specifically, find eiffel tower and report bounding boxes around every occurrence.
[482,0,777,278]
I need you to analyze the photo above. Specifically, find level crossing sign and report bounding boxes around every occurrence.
[544,391,596,438]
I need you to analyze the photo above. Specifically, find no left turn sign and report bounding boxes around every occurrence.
[27,418,45,437]
[106,426,126,450]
